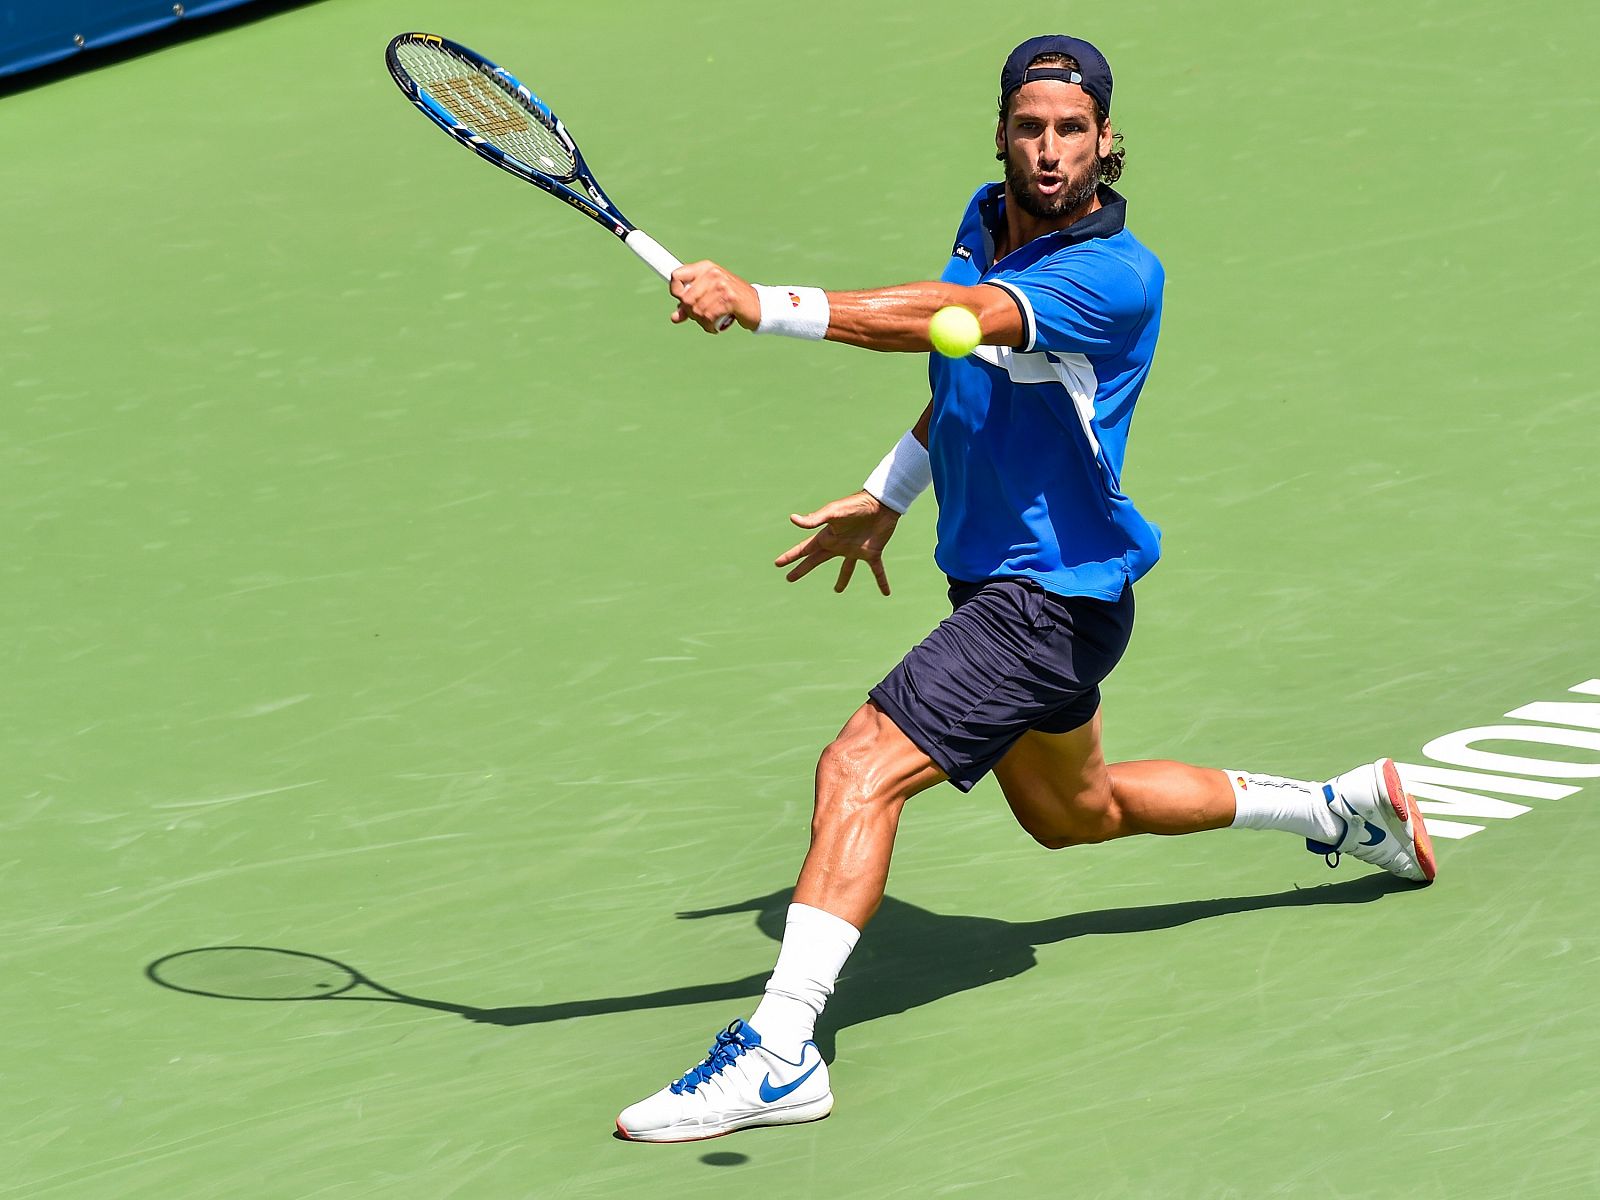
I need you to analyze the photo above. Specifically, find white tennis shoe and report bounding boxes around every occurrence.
[1309,758,1436,883]
[616,1020,832,1142]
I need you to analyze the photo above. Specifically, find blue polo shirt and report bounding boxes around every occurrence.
[929,182,1164,599]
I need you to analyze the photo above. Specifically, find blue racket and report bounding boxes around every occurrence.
[386,32,730,326]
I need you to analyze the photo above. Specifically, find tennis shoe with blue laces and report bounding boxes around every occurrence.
[616,1020,831,1142]
[1308,758,1436,883]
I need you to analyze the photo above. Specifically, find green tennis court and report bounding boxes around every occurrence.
[4,0,1597,1195]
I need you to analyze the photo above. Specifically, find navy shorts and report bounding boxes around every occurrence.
[868,577,1135,791]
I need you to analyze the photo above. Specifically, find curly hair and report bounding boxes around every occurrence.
[996,52,1125,184]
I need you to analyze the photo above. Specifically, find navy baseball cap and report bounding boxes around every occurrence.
[1000,35,1113,116]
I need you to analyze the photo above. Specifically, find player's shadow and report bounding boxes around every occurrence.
[462,873,1409,1060]
[147,875,1409,1059]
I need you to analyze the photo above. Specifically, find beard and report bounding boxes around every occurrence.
[1003,143,1102,220]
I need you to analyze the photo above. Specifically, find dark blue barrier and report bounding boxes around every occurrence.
[0,0,264,78]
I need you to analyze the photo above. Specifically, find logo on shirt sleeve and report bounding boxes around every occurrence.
[952,243,972,261]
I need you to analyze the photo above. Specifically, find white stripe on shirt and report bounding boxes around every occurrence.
[970,345,1102,457]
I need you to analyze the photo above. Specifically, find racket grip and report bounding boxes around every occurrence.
[625,229,736,332]
[625,229,679,280]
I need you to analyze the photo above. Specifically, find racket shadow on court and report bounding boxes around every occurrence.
[146,874,1407,1061]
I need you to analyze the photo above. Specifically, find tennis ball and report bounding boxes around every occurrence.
[929,306,982,358]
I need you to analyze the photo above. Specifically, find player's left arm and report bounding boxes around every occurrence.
[771,402,933,596]
[669,264,1024,351]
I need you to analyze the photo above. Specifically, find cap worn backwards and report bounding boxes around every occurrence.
[999,34,1113,116]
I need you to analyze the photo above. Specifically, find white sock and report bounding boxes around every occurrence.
[747,903,860,1056]
[1227,771,1342,842]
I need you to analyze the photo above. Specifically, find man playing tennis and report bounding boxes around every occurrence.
[616,34,1435,1143]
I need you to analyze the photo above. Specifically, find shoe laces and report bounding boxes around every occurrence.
[1317,783,1347,868]
[670,1022,752,1095]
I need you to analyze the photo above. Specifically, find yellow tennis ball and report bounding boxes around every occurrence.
[929,305,982,358]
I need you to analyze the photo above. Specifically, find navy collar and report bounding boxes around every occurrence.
[979,182,1127,264]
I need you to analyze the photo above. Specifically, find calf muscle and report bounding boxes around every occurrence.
[792,702,945,928]
[995,714,1235,847]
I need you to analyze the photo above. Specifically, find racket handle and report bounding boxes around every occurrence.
[625,229,736,332]
[625,229,679,280]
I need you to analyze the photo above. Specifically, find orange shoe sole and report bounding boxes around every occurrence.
[1380,758,1436,883]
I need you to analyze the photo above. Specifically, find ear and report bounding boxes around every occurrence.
[994,120,1007,161]
[1097,117,1115,159]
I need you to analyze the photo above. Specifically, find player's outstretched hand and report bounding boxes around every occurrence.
[670,261,760,333]
[776,491,901,595]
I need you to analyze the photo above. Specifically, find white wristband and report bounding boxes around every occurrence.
[753,285,830,340]
[863,430,932,514]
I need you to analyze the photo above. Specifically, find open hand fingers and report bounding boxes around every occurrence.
[784,552,832,583]
[777,541,889,595]
[869,557,891,596]
[774,535,816,568]
[835,556,890,595]
[776,493,897,592]
[790,495,875,530]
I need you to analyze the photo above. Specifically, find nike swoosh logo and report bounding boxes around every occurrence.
[1359,821,1387,847]
[759,1060,821,1104]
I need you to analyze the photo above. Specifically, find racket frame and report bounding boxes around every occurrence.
[385,32,682,282]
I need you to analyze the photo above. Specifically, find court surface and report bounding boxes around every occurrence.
[3,1,1598,1196]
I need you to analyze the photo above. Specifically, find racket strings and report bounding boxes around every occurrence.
[396,42,577,180]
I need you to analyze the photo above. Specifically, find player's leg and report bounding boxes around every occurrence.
[616,700,944,1142]
[994,712,1435,881]
[619,577,1101,1141]
[745,700,945,1049]
[1135,755,1436,881]
[790,700,949,926]
[980,585,1233,846]
[993,711,1235,847]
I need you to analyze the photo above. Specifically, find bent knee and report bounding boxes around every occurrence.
[815,734,894,807]
[1025,823,1109,851]
[1015,789,1124,850]
[812,714,925,824]
[1029,828,1112,851]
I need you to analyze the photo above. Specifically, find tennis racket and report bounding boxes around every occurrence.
[385,32,732,328]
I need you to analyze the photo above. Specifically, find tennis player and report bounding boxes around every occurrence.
[616,34,1436,1143]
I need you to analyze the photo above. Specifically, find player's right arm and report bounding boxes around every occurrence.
[819,283,1024,352]
[670,264,1024,351]
[774,405,932,595]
